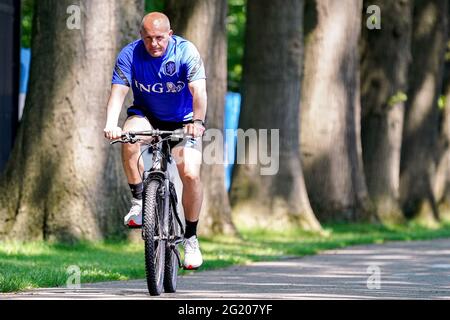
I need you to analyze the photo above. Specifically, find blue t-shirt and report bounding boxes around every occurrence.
[112,35,206,122]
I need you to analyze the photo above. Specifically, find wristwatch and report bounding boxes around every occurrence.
[192,119,205,126]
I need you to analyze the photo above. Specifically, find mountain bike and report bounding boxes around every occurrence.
[111,129,186,296]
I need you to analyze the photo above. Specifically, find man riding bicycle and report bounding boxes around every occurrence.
[103,12,206,270]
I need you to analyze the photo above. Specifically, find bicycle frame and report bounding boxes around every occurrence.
[142,135,185,267]
[111,129,189,294]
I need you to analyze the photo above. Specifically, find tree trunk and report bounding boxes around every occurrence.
[434,22,450,218]
[301,0,373,222]
[0,0,144,242]
[360,0,413,224]
[435,78,450,219]
[230,0,322,232]
[165,0,237,236]
[400,0,448,224]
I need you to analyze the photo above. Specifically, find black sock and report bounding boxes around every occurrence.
[185,220,199,239]
[129,183,143,200]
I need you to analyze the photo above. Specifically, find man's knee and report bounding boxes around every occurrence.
[122,142,140,157]
[122,115,152,158]
[179,170,201,186]
[123,115,152,132]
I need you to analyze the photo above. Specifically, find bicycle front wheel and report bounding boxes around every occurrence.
[164,198,181,293]
[143,179,166,296]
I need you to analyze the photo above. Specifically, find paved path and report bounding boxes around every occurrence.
[2,239,450,300]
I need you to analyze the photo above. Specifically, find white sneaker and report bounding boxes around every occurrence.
[183,236,203,269]
[124,198,142,227]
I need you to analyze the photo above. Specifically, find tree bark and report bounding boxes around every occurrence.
[435,78,450,218]
[0,0,144,241]
[360,0,413,224]
[400,0,448,223]
[301,0,373,222]
[230,0,322,232]
[434,21,450,218]
[165,0,238,236]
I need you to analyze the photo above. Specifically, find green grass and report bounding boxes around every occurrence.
[2,222,450,293]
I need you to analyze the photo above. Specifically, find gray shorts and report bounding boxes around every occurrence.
[126,108,202,151]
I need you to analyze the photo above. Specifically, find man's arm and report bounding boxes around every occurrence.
[186,79,207,137]
[104,84,130,139]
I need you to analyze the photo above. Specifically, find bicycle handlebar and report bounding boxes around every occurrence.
[110,129,189,145]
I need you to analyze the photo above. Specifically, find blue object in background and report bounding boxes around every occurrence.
[20,48,31,94]
[19,48,31,120]
[224,92,241,191]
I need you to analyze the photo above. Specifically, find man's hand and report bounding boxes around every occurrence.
[184,122,205,138]
[104,126,123,140]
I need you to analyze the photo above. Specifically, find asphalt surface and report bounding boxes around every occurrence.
[2,238,450,300]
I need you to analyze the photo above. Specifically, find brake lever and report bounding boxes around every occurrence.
[129,137,141,144]
[110,137,142,145]
[110,132,140,145]
[110,139,123,145]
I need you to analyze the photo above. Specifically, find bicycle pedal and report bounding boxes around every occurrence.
[127,224,142,229]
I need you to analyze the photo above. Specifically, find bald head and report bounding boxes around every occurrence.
[140,12,173,58]
[141,12,171,33]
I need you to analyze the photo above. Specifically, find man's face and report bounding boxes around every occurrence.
[141,26,173,58]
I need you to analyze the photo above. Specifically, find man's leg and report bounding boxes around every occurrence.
[122,116,152,184]
[172,143,203,268]
[172,146,203,227]
[122,116,152,226]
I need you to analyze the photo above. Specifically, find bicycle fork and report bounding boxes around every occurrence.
[167,180,185,269]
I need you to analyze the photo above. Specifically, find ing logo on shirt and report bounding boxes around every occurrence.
[134,80,186,94]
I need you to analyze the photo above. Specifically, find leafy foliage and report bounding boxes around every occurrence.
[145,0,165,13]
[227,0,246,92]
[388,91,408,107]
[21,0,34,48]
